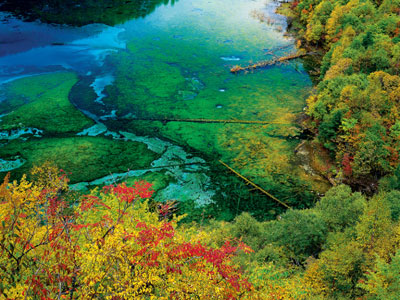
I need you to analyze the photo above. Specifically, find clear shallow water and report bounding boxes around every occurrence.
[0,0,317,219]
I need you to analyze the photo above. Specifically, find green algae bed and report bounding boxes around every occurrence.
[0,72,94,134]
[0,137,159,183]
[102,40,322,202]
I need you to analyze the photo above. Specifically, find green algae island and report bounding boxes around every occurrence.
[0,72,94,133]
[0,0,399,299]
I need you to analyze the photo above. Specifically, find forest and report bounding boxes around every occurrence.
[1,164,399,299]
[1,0,400,299]
[287,0,400,192]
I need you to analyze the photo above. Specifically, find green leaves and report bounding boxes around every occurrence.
[296,0,400,184]
[316,185,366,231]
[360,250,400,300]
[270,209,328,262]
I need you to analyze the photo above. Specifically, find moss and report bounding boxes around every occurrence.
[0,72,94,134]
[0,136,159,183]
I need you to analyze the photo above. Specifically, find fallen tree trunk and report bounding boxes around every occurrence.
[218,160,291,209]
[230,52,313,73]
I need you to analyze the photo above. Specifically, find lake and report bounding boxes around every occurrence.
[0,0,320,220]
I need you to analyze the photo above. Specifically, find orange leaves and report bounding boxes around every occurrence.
[291,1,299,9]
[238,241,254,254]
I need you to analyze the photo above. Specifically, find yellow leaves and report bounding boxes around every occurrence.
[324,58,353,80]
[0,172,9,197]
[305,20,323,43]
[0,170,259,299]
[305,94,318,116]
[75,192,230,298]
[0,282,25,300]
[325,0,359,44]
[244,263,310,300]
[368,71,400,92]
[355,194,397,262]
[389,86,400,103]
[325,7,343,42]
[340,84,355,103]
[31,161,69,191]
[303,258,329,296]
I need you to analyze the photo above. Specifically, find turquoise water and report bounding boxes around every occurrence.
[0,0,315,220]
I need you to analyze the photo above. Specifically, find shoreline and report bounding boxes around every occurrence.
[274,0,332,194]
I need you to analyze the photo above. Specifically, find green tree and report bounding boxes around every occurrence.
[382,191,400,221]
[352,124,392,178]
[268,209,327,263]
[316,185,366,231]
[360,250,400,300]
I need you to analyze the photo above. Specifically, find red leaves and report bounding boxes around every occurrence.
[342,153,353,176]
[130,219,252,292]
[166,265,182,274]
[103,181,154,203]
[71,222,99,231]
[79,195,110,212]
[47,196,67,218]
[135,222,175,247]
[166,240,252,292]
[136,221,147,229]
[159,203,170,217]
[25,275,49,299]
[135,224,254,293]
[24,243,34,250]
[58,168,70,184]
[2,173,254,299]
[132,181,154,199]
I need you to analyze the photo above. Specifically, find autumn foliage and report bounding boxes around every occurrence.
[2,165,400,300]
[0,166,254,299]
[291,0,400,185]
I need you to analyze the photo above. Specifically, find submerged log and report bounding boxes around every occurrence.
[129,117,292,125]
[230,52,312,73]
[218,160,291,209]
